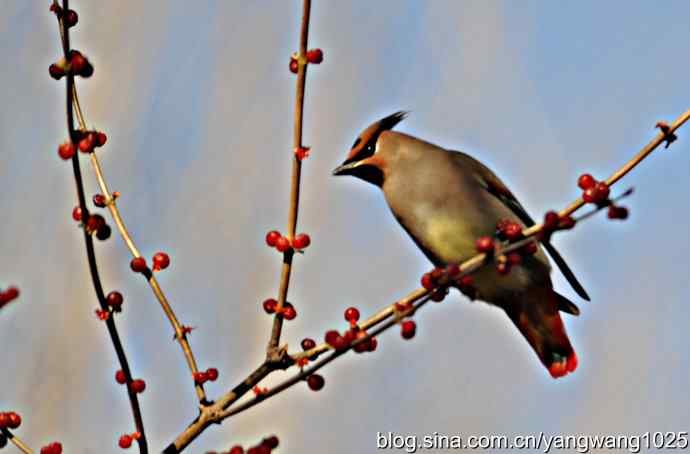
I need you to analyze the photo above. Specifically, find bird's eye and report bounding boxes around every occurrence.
[351,137,361,149]
[365,142,375,154]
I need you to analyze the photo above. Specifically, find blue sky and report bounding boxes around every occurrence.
[1,2,689,453]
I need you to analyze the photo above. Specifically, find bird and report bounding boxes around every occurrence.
[332,111,589,378]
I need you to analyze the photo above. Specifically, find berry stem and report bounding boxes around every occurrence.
[267,0,312,354]
[52,2,149,452]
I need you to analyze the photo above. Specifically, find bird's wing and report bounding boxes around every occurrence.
[455,152,591,301]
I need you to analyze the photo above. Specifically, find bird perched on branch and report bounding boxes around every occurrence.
[333,111,589,378]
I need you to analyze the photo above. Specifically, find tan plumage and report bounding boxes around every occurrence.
[334,112,587,378]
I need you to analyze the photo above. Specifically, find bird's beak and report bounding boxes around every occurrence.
[332,161,359,176]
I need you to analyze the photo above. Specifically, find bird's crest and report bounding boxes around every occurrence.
[344,111,409,164]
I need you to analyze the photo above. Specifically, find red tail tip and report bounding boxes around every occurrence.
[548,352,578,379]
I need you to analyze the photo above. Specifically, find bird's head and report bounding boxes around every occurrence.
[332,111,408,186]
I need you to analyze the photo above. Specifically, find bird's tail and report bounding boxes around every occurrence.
[502,287,579,378]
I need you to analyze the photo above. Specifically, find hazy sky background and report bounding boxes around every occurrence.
[2,1,690,453]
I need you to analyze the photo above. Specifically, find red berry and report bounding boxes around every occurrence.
[129,257,147,273]
[95,132,107,147]
[262,435,279,449]
[400,320,416,340]
[306,48,324,64]
[282,303,297,320]
[430,267,444,283]
[504,222,523,241]
[106,291,124,308]
[86,213,105,232]
[344,306,360,323]
[558,215,576,230]
[446,263,460,277]
[252,445,270,454]
[40,442,63,454]
[307,374,325,391]
[292,233,311,249]
[70,52,87,75]
[93,194,107,207]
[5,412,20,429]
[49,63,65,80]
[507,252,522,265]
[78,134,95,153]
[595,182,610,200]
[229,447,244,454]
[289,58,299,74]
[496,261,511,275]
[95,309,109,320]
[193,371,208,385]
[352,330,371,353]
[206,367,219,381]
[608,205,629,220]
[0,413,9,428]
[72,206,83,221]
[495,219,511,239]
[64,9,78,27]
[420,272,434,290]
[152,252,170,271]
[582,187,597,203]
[262,298,277,314]
[475,236,495,254]
[430,289,446,302]
[543,211,560,230]
[367,337,378,352]
[521,241,538,256]
[96,224,112,241]
[301,338,316,351]
[58,142,76,160]
[1,286,19,303]
[265,230,281,247]
[119,434,133,449]
[131,379,146,393]
[458,275,474,287]
[115,369,126,384]
[577,173,596,190]
[324,330,341,347]
[275,236,291,252]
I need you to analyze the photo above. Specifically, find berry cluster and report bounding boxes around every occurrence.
[130,252,170,274]
[289,48,324,73]
[420,265,469,301]
[114,371,146,394]
[193,367,220,385]
[0,411,21,429]
[72,205,112,241]
[265,230,311,253]
[49,49,93,80]
[207,435,279,454]
[118,431,142,449]
[0,286,19,309]
[262,298,298,320]
[578,174,629,220]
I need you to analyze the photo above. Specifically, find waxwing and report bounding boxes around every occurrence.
[333,111,589,378]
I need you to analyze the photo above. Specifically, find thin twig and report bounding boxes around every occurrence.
[53,1,149,452]
[220,295,431,419]
[62,9,208,406]
[268,0,312,354]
